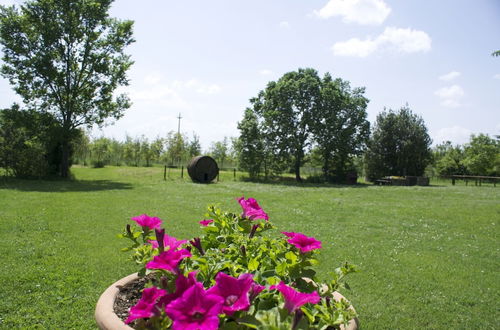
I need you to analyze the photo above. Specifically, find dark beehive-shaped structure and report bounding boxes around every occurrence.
[187,156,219,183]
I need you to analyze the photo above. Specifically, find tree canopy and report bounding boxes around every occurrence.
[365,106,432,180]
[251,68,321,181]
[0,0,134,177]
[238,68,370,182]
[312,73,370,181]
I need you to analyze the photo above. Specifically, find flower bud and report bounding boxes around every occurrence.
[155,228,165,253]
[190,237,205,256]
[249,224,259,239]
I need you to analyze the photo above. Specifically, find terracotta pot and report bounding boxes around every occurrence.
[95,273,137,330]
[95,273,358,330]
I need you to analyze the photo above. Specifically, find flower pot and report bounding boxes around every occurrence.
[95,273,358,330]
[95,273,138,330]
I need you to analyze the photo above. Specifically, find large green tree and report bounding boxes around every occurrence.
[251,68,321,181]
[0,0,134,177]
[365,106,432,180]
[312,73,370,182]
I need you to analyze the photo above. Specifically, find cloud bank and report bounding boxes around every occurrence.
[332,27,431,57]
[315,0,391,25]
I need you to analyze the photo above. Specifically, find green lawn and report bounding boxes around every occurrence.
[0,166,498,329]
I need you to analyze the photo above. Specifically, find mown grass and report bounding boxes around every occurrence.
[0,166,498,329]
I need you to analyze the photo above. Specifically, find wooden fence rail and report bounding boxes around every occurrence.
[442,175,499,187]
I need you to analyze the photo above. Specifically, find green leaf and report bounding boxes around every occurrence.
[248,258,260,271]
[276,261,287,276]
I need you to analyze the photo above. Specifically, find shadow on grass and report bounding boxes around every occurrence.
[0,177,133,192]
[239,176,370,189]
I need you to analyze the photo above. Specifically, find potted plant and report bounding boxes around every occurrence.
[96,197,358,329]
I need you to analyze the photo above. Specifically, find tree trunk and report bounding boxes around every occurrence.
[294,157,302,182]
[322,151,330,180]
[61,139,70,178]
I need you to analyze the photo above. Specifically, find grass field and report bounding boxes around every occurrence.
[0,166,498,329]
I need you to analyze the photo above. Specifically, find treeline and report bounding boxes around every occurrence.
[72,133,239,169]
[431,134,499,177]
[233,68,499,182]
[1,67,498,181]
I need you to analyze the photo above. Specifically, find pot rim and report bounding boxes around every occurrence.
[95,273,358,330]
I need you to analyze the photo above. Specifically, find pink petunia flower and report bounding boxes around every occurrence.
[149,234,187,250]
[166,282,224,330]
[275,281,320,313]
[281,231,322,253]
[146,248,192,272]
[207,272,254,316]
[237,197,269,221]
[159,271,198,307]
[199,219,214,226]
[125,286,167,324]
[131,214,163,230]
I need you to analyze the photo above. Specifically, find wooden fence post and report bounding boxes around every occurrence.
[164,165,166,181]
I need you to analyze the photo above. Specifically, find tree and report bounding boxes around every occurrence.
[210,137,229,169]
[492,50,500,57]
[311,73,370,182]
[164,131,187,166]
[0,0,134,177]
[90,137,111,167]
[187,133,201,158]
[150,137,164,164]
[365,106,432,180]
[251,68,321,181]
[123,135,141,166]
[433,141,467,176]
[140,135,153,167]
[236,108,265,179]
[0,104,62,177]
[462,134,499,176]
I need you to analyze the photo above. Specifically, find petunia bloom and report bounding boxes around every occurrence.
[207,272,254,316]
[199,219,214,226]
[275,281,320,313]
[166,282,224,330]
[125,287,167,324]
[149,234,187,250]
[131,214,163,230]
[159,271,198,307]
[146,248,192,272]
[237,197,269,221]
[281,231,322,253]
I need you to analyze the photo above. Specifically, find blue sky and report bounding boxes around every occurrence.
[0,0,499,150]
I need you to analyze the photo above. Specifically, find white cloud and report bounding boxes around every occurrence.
[332,27,431,57]
[315,0,391,25]
[259,69,273,76]
[434,85,464,99]
[122,77,222,109]
[434,84,464,108]
[434,126,472,145]
[439,71,461,81]
[279,21,291,29]
[143,73,163,85]
[494,73,500,80]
